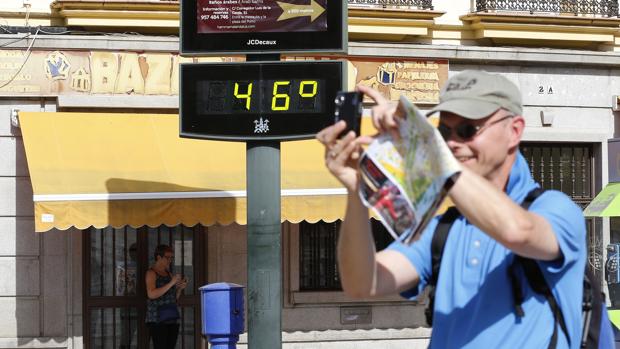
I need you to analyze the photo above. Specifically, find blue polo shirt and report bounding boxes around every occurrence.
[388,152,586,349]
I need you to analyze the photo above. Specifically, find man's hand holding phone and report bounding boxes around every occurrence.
[334,91,363,138]
[317,85,402,193]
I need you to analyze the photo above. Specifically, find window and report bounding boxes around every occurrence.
[520,143,600,277]
[84,225,206,349]
[520,143,593,202]
[298,220,393,291]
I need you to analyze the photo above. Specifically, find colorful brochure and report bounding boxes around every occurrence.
[358,97,461,244]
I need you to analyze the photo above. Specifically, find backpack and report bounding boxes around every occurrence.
[424,188,615,349]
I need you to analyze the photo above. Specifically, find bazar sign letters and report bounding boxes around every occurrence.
[0,50,196,96]
[0,50,447,101]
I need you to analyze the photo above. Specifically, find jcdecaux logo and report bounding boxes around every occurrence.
[246,39,277,45]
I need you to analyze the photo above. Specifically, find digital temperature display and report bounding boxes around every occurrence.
[197,79,324,115]
[180,60,344,141]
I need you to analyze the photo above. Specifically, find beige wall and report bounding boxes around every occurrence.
[0,97,76,348]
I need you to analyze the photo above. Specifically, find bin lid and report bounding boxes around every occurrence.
[199,282,245,291]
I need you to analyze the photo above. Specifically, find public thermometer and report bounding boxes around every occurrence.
[179,60,345,141]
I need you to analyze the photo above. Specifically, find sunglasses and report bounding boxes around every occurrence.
[438,114,514,141]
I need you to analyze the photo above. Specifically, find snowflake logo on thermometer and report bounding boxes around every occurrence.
[253,117,270,134]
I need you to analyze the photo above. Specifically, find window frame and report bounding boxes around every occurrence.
[286,221,414,306]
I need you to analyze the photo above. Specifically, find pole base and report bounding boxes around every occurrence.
[208,334,240,349]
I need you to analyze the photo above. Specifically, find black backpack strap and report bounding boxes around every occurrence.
[516,256,569,349]
[507,188,545,318]
[521,187,545,210]
[425,206,460,326]
[510,187,571,349]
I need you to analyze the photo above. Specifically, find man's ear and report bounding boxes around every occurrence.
[508,115,525,148]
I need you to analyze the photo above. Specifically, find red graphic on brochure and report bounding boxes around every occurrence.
[359,97,461,243]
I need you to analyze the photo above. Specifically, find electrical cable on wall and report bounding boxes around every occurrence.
[0,17,11,34]
[0,26,39,89]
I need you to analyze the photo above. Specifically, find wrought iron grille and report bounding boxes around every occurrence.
[299,220,393,291]
[520,143,594,201]
[520,143,602,277]
[299,221,340,290]
[348,0,433,9]
[89,307,138,349]
[476,0,619,17]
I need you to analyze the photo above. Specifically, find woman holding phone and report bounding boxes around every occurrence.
[145,244,188,349]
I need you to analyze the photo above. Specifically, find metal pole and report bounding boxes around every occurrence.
[246,140,282,349]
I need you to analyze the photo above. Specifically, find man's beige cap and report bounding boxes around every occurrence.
[427,70,523,119]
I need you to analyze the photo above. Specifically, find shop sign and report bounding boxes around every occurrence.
[350,58,449,104]
[0,49,449,106]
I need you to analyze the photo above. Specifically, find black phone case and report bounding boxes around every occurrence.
[334,91,363,138]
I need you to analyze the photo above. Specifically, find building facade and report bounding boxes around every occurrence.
[0,0,618,348]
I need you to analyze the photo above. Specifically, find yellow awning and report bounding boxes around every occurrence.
[20,112,380,232]
[583,183,620,217]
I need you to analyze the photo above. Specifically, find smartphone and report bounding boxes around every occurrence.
[334,91,363,138]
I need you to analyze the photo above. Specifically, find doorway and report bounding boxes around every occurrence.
[83,225,207,348]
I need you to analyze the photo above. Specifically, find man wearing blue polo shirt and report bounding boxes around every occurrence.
[317,70,586,348]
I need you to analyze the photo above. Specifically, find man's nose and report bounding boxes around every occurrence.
[445,137,464,151]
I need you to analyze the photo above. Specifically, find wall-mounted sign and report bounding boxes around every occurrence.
[180,0,346,55]
[350,58,449,104]
[179,60,344,140]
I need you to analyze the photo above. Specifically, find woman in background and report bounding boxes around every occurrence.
[145,244,188,349]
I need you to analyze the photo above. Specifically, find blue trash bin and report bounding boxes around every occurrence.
[199,282,245,349]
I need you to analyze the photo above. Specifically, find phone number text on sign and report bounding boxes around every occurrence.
[197,0,328,33]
